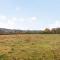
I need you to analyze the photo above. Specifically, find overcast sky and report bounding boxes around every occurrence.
[0,0,60,30]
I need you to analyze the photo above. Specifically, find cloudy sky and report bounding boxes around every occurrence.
[0,0,60,30]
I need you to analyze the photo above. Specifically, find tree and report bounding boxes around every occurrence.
[44,28,51,34]
[51,28,56,34]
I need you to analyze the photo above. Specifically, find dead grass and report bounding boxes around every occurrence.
[0,34,60,60]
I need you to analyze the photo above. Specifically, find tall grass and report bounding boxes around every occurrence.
[0,34,60,60]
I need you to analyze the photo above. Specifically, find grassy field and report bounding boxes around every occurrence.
[0,34,60,60]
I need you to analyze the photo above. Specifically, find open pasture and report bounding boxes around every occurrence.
[0,34,60,60]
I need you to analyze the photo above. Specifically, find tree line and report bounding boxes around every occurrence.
[41,28,60,34]
[0,28,60,34]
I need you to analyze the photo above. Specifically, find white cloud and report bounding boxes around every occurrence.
[0,15,60,30]
[17,18,25,22]
[54,21,60,27]
[32,17,37,21]
[12,17,16,21]
[0,16,7,21]
[0,16,16,29]
[47,20,60,29]
[14,17,38,30]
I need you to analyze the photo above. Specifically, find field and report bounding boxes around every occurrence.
[0,34,60,60]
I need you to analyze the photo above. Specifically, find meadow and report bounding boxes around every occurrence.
[0,34,60,60]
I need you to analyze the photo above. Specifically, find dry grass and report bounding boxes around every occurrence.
[0,34,60,60]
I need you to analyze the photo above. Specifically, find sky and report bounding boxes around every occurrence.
[0,0,60,30]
